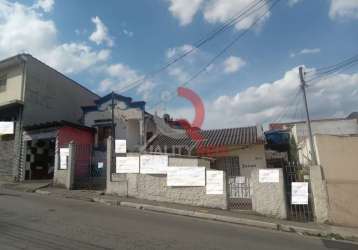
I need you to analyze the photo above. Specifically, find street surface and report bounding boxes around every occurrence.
[0,188,356,250]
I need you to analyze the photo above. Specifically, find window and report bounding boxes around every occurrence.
[0,74,6,92]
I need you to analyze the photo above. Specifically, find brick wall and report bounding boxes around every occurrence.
[0,138,15,180]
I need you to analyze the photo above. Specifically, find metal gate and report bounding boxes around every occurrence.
[73,144,107,190]
[215,157,252,210]
[283,162,313,222]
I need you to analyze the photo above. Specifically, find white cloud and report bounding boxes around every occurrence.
[329,0,358,20]
[290,48,321,58]
[33,0,54,13]
[288,0,302,7]
[167,0,204,26]
[166,0,271,31]
[200,67,358,128]
[223,56,246,73]
[98,63,155,100]
[203,0,270,31]
[0,0,111,74]
[89,16,114,47]
[123,29,133,37]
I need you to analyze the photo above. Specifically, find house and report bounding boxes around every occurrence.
[81,92,157,152]
[269,113,358,165]
[0,54,98,181]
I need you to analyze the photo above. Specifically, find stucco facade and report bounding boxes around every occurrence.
[313,134,358,227]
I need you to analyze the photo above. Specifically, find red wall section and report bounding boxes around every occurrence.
[58,126,94,146]
[58,126,94,177]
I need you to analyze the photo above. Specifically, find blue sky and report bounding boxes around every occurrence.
[1,0,358,128]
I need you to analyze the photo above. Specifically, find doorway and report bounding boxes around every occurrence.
[25,138,56,180]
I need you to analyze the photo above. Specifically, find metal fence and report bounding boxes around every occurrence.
[73,144,107,190]
[283,162,313,222]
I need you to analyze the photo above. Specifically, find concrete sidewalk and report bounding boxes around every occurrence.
[2,182,358,243]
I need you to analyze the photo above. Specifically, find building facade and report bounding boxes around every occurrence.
[0,54,98,181]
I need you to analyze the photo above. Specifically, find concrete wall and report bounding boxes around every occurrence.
[106,151,227,209]
[0,64,24,105]
[251,168,287,219]
[22,56,98,126]
[292,119,358,144]
[53,142,75,189]
[314,134,358,227]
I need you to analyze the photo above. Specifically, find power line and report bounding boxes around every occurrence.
[148,0,281,112]
[115,0,274,93]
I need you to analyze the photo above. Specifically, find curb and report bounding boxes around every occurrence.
[92,198,358,243]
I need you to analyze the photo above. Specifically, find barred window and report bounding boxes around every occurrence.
[0,74,6,92]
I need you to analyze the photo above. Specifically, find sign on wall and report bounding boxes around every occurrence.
[59,148,70,170]
[140,154,168,174]
[116,156,140,173]
[206,170,224,194]
[259,169,279,183]
[98,162,104,169]
[115,139,127,153]
[0,121,14,135]
[167,167,206,187]
[291,182,309,205]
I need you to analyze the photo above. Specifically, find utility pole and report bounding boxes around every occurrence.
[111,91,115,168]
[299,66,317,165]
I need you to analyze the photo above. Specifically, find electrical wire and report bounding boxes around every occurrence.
[148,0,281,111]
[115,0,274,93]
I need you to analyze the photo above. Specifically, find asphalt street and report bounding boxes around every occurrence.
[0,188,356,250]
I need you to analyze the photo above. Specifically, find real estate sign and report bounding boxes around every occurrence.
[116,156,140,173]
[140,154,168,174]
[115,139,127,153]
[167,167,206,187]
[291,182,309,205]
[206,170,224,194]
[259,169,279,183]
[59,148,70,169]
[0,121,14,135]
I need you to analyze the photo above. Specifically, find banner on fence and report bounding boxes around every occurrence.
[140,154,168,174]
[116,156,140,173]
[115,140,126,153]
[98,162,104,169]
[167,167,205,186]
[59,148,69,169]
[0,121,14,135]
[206,170,224,194]
[291,182,308,205]
[259,169,279,183]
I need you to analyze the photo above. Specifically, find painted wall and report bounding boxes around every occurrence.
[22,56,98,126]
[221,144,267,178]
[314,134,358,227]
[106,154,227,209]
[0,64,23,105]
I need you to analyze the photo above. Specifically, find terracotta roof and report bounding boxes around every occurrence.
[149,126,264,150]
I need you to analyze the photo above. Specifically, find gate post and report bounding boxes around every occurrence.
[67,141,75,190]
[310,165,329,223]
[106,136,113,193]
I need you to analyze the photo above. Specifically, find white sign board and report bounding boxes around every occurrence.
[259,169,279,183]
[292,182,309,205]
[115,139,127,153]
[206,170,224,194]
[167,167,206,187]
[98,162,104,169]
[59,148,69,170]
[0,122,14,135]
[116,156,140,173]
[140,154,168,174]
